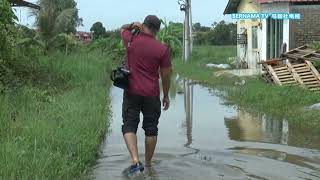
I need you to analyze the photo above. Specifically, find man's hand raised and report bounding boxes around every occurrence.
[132,22,142,29]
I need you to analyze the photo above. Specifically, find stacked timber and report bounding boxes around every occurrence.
[260,45,320,91]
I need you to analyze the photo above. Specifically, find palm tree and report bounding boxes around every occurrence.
[29,0,82,50]
[51,33,79,55]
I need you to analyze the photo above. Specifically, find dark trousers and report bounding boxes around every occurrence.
[122,91,161,136]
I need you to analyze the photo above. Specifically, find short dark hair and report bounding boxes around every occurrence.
[143,15,161,34]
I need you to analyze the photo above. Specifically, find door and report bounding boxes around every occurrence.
[267,18,283,59]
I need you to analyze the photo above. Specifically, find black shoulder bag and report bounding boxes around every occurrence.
[110,29,140,90]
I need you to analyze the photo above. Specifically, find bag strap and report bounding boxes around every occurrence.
[126,29,140,70]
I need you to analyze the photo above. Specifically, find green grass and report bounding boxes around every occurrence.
[174,45,320,129]
[0,52,112,179]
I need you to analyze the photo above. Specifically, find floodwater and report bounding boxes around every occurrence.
[90,78,320,180]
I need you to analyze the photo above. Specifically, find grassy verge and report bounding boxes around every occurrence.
[174,46,320,129]
[0,52,112,179]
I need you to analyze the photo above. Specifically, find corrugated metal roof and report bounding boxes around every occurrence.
[224,0,241,15]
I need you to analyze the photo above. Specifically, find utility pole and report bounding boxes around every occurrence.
[179,0,192,62]
[189,0,193,52]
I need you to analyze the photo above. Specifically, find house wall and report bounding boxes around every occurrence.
[290,5,320,48]
[236,0,261,69]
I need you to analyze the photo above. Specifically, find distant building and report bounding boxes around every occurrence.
[75,32,92,43]
[224,0,320,69]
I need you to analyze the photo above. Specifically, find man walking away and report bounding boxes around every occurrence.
[120,15,172,176]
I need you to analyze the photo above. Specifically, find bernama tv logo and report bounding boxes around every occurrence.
[231,13,301,20]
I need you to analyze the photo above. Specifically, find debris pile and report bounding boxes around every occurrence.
[259,45,320,91]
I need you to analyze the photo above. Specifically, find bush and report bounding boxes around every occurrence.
[0,0,18,61]
[310,42,320,70]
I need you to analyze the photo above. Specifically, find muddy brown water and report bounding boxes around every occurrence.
[90,80,320,180]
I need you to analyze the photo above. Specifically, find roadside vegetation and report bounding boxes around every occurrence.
[0,52,112,179]
[174,46,320,130]
[1,0,112,178]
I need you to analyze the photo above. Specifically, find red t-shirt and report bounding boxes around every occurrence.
[121,30,171,97]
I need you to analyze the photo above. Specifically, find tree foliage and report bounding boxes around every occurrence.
[90,22,107,40]
[208,21,236,45]
[0,0,18,61]
[193,21,236,46]
[32,0,82,41]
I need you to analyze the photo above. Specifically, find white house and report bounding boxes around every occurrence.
[224,0,320,69]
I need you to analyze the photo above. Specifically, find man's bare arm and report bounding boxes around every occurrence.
[120,24,133,33]
[120,22,142,34]
[160,67,172,110]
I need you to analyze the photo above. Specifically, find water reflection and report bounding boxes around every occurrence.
[169,74,184,100]
[225,111,289,145]
[170,75,195,147]
[183,79,194,147]
[90,78,320,180]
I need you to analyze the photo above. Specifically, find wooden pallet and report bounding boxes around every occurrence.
[261,61,320,90]
[282,45,320,62]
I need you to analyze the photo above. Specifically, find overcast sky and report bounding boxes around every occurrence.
[14,0,232,31]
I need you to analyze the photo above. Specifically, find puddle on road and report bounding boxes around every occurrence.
[90,78,320,180]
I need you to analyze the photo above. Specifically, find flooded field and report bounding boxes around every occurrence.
[90,79,320,180]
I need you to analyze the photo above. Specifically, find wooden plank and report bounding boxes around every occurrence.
[267,65,282,85]
[306,61,320,81]
[295,67,309,71]
[302,78,317,82]
[275,70,289,73]
[280,79,296,83]
[298,72,314,76]
[306,84,320,88]
[274,66,288,71]
[304,81,319,85]
[277,68,290,73]
[296,70,311,74]
[279,77,295,81]
[297,49,318,55]
[282,54,302,60]
[292,64,307,68]
[296,69,310,73]
[287,62,304,86]
[278,75,294,79]
[277,72,291,76]
[282,81,297,85]
[300,75,316,79]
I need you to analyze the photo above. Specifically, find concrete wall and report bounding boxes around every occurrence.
[290,5,320,48]
[236,0,261,69]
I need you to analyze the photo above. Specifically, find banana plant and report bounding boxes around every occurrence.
[50,33,79,55]
[157,19,182,57]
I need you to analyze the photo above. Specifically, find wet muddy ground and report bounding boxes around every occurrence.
[90,80,320,180]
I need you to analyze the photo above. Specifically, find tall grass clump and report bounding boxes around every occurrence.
[0,52,112,179]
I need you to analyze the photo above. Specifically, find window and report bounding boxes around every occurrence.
[252,26,258,49]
